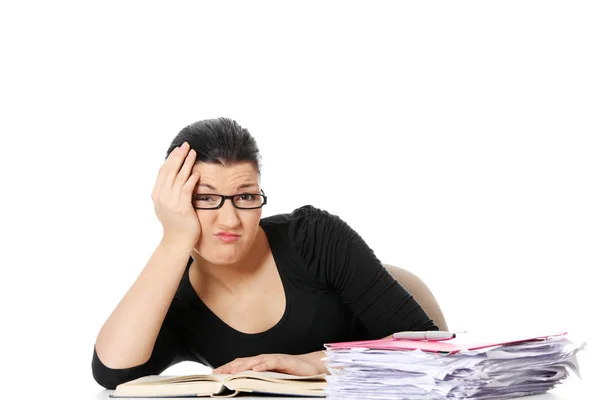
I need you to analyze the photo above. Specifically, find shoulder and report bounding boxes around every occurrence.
[260,204,342,229]
[286,204,357,256]
[264,204,354,240]
[260,204,357,254]
[291,204,334,223]
[282,205,363,285]
[289,204,354,234]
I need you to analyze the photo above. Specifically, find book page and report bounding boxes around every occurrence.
[220,371,327,397]
[112,380,224,397]
[225,379,326,397]
[135,374,225,384]
[226,377,326,390]
[112,371,326,398]
[226,370,326,382]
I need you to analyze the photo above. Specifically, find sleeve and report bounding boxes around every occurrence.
[289,205,438,339]
[91,298,193,390]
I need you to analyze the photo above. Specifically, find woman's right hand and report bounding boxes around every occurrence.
[151,142,202,249]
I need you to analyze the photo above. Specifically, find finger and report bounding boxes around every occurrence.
[227,356,272,375]
[174,148,196,194]
[213,361,234,374]
[214,356,256,374]
[213,365,231,374]
[158,142,191,190]
[228,360,264,374]
[251,358,288,373]
[251,361,270,372]
[212,367,225,374]
[183,171,200,196]
[154,143,184,197]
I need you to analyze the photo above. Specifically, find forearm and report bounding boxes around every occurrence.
[95,240,191,368]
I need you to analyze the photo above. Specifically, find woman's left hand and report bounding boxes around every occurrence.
[212,351,327,376]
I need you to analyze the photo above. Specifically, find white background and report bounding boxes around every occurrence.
[0,1,598,399]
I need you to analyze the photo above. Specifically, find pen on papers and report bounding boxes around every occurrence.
[392,331,456,341]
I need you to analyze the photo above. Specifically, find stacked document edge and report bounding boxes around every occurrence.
[323,333,585,400]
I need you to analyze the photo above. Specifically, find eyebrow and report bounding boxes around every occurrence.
[196,183,259,191]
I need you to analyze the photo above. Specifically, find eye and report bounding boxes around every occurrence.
[239,194,256,201]
[193,194,221,203]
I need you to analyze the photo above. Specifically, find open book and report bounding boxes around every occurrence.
[110,370,327,398]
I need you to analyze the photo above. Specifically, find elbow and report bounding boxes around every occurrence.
[92,370,118,390]
[91,356,120,390]
[91,346,149,390]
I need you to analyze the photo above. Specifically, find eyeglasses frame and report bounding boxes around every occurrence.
[191,189,268,210]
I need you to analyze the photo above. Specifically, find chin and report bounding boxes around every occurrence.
[193,244,245,265]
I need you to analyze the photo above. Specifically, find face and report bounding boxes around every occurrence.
[190,161,263,266]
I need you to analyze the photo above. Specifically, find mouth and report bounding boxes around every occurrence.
[216,234,241,242]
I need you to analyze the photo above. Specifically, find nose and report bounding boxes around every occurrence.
[217,198,241,227]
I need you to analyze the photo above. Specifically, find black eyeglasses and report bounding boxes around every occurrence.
[192,189,267,210]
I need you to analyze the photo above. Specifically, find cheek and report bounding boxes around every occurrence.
[244,211,262,225]
[242,216,262,237]
[194,215,211,240]
[195,212,209,227]
[245,209,262,225]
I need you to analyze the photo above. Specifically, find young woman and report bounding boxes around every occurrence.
[92,117,438,390]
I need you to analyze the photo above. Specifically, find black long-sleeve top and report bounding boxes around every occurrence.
[92,205,438,389]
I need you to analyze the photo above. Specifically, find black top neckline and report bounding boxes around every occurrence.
[181,219,291,338]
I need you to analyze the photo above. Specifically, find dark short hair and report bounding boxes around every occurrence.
[166,117,262,176]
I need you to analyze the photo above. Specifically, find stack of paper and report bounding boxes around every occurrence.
[323,332,585,400]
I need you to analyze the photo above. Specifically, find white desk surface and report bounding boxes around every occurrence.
[91,342,595,400]
[93,378,592,400]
